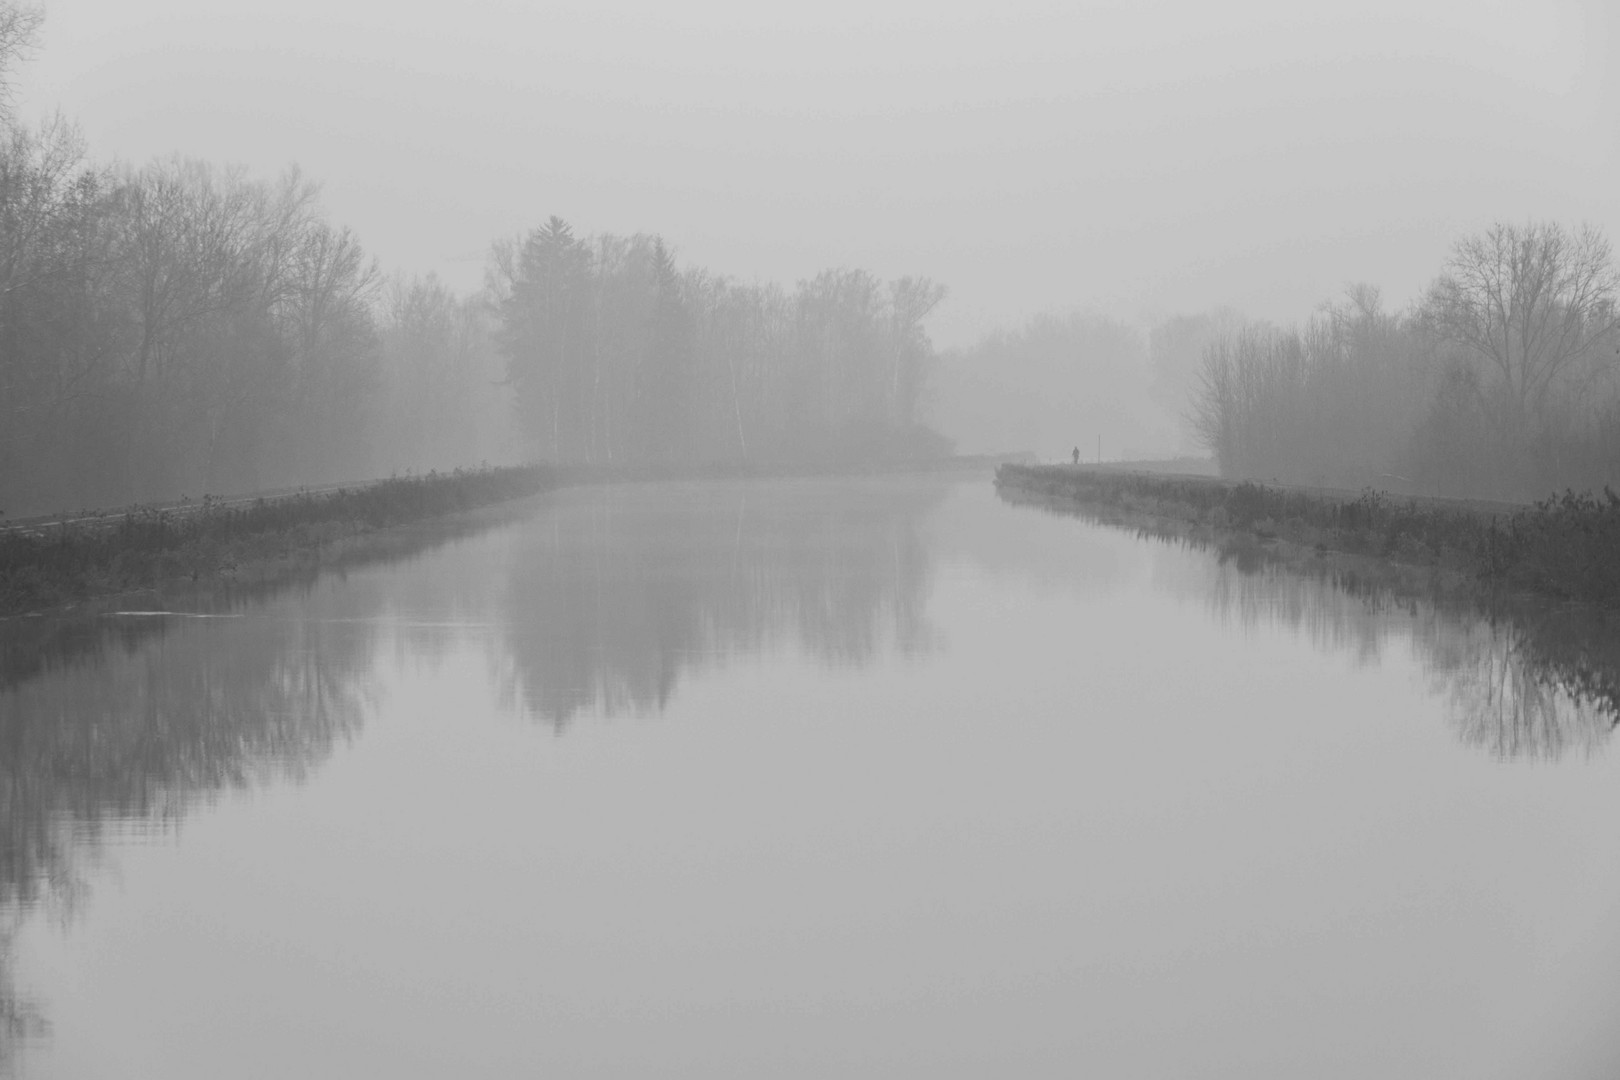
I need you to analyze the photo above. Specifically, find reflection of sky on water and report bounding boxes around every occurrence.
[1163,558,1617,761]
[2,476,1620,1076]
[494,480,941,727]
[988,486,1620,762]
[0,478,949,1069]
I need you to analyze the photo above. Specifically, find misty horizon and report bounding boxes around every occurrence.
[10,4,1620,1077]
[12,1,1618,348]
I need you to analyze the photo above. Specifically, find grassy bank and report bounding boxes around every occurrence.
[0,465,561,615]
[996,464,1620,607]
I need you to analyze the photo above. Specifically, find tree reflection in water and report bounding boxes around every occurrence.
[0,605,378,1068]
[999,488,1620,761]
[0,479,948,1061]
[0,519,525,916]
[1197,562,1617,760]
[0,920,45,1075]
[1423,607,1620,760]
[497,479,944,728]
[0,506,536,1068]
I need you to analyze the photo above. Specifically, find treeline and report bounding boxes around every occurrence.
[0,120,513,517]
[489,216,948,468]
[0,15,950,518]
[0,134,947,518]
[0,4,511,514]
[1190,224,1620,501]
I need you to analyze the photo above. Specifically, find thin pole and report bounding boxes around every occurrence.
[1096,435,1101,464]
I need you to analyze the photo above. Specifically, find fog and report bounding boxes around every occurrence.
[17,0,1618,342]
[13,8,1620,1074]
[4,1,1620,506]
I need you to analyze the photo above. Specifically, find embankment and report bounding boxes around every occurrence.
[995,464,1620,608]
[0,465,561,615]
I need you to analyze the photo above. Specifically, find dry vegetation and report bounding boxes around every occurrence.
[997,464,1620,607]
[0,465,559,614]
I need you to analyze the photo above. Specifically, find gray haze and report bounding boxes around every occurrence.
[7,478,1620,1076]
[12,7,1620,1072]
[17,0,1620,348]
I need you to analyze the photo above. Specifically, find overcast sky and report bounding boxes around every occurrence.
[15,0,1618,346]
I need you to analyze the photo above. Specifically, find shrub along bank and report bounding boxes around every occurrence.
[996,464,1620,607]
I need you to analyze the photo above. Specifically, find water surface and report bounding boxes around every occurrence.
[3,476,1619,1078]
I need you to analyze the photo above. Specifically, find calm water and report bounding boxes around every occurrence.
[3,476,1620,1078]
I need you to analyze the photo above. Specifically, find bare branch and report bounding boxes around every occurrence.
[0,3,43,122]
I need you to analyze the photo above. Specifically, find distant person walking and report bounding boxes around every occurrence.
[1072,446,1080,465]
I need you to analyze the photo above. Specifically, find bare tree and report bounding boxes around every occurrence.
[1150,308,1244,454]
[1419,222,1620,430]
[0,2,41,122]
[887,276,946,429]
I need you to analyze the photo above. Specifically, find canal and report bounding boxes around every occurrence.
[3,475,1619,1078]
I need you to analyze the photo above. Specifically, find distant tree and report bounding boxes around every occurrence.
[0,9,545,512]
[280,217,380,479]
[1418,222,1620,432]
[0,116,118,512]
[794,268,887,455]
[1149,308,1243,453]
[488,218,946,470]
[363,273,513,475]
[0,2,42,122]
[639,236,693,460]
[886,276,947,430]
[497,215,591,460]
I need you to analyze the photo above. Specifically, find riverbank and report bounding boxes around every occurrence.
[995,464,1620,607]
[1,456,1027,616]
[0,466,562,616]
